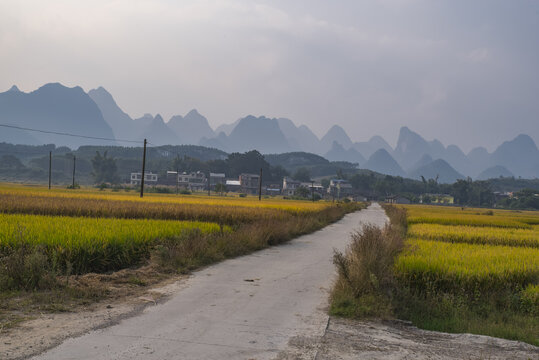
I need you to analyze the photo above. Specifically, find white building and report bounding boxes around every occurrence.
[178,171,207,191]
[209,173,226,185]
[130,172,158,185]
[282,177,301,196]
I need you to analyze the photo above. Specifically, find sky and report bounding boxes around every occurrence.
[1,0,538,152]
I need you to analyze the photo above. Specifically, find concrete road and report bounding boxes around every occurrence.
[33,203,388,360]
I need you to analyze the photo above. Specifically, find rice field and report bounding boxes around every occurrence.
[0,184,328,213]
[408,223,539,247]
[0,183,362,275]
[391,204,539,344]
[396,238,539,293]
[397,204,539,310]
[0,213,227,273]
[406,205,539,228]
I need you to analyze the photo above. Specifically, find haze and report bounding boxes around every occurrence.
[1,0,538,152]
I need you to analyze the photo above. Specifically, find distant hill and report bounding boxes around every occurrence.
[408,153,433,173]
[2,83,538,180]
[265,151,329,168]
[167,109,214,145]
[392,126,471,175]
[75,144,227,161]
[408,159,465,184]
[264,151,357,177]
[229,116,291,153]
[477,165,514,180]
[320,125,353,154]
[277,118,321,154]
[363,149,405,177]
[393,126,433,170]
[88,87,139,140]
[352,136,393,159]
[214,119,240,136]
[138,114,181,146]
[202,115,292,154]
[489,134,539,178]
[467,147,490,177]
[0,83,115,148]
[444,144,470,175]
[324,141,365,165]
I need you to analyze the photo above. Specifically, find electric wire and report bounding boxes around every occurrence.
[0,123,144,144]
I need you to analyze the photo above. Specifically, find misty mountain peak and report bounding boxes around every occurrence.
[89,86,113,98]
[325,125,348,138]
[396,126,427,151]
[321,124,353,153]
[512,134,538,150]
[36,82,83,95]
[0,82,114,148]
[185,109,201,117]
[166,109,213,145]
[153,114,164,123]
[408,159,465,184]
[364,148,405,177]
[8,85,20,92]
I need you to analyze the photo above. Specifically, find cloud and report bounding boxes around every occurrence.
[0,0,537,151]
[465,47,490,63]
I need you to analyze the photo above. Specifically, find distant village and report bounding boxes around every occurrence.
[126,169,533,206]
[129,170,367,201]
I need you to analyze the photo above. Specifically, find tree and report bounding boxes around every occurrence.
[294,186,310,198]
[293,167,311,182]
[91,151,119,184]
[214,183,227,195]
[227,150,270,179]
[0,155,24,169]
[321,178,330,189]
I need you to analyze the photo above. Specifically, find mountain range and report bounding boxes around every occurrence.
[1,83,538,182]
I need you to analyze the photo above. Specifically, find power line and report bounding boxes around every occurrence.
[0,123,144,144]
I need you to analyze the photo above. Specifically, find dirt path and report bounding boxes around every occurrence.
[29,203,387,360]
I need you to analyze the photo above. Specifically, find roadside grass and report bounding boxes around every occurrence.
[329,204,539,347]
[396,288,539,346]
[330,205,406,319]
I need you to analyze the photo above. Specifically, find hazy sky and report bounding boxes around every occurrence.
[1,0,538,152]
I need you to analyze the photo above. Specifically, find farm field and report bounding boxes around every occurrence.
[396,204,539,345]
[0,183,363,286]
[0,183,364,335]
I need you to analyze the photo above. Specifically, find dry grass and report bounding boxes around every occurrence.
[330,205,406,318]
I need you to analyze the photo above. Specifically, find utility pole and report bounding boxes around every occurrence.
[208,171,211,196]
[72,155,76,189]
[140,139,147,198]
[48,151,52,190]
[176,168,179,195]
[258,168,263,201]
[311,180,315,202]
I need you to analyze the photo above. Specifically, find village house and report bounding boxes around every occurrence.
[420,193,454,204]
[178,171,207,191]
[225,179,241,192]
[282,177,301,196]
[385,195,411,204]
[209,173,226,186]
[301,182,324,195]
[264,184,282,196]
[130,171,158,185]
[239,173,260,194]
[327,179,353,199]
